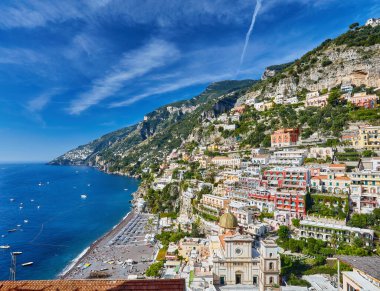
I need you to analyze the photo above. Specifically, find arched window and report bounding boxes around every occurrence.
[269,262,273,270]
[269,252,273,257]
[269,276,274,284]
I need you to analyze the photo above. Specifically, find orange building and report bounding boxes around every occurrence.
[271,128,300,148]
[348,92,378,109]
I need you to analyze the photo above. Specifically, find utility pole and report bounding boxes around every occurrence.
[9,252,16,281]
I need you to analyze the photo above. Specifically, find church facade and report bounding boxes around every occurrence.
[212,213,281,291]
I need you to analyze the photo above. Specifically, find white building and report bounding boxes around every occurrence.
[269,149,306,166]
[211,213,280,290]
[298,220,374,246]
[211,156,241,168]
[366,18,380,27]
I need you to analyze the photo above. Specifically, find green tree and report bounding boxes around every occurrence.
[146,261,164,277]
[327,88,341,105]
[278,226,290,241]
[292,218,300,228]
[349,22,359,30]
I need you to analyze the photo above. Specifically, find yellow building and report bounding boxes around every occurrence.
[352,126,380,150]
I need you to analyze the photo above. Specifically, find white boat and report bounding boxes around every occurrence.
[12,251,22,255]
[38,182,42,186]
[124,188,128,191]
[37,205,40,209]
[9,198,14,202]
[30,199,34,202]
[87,184,91,187]
[0,245,10,249]
[24,220,29,223]
[22,262,33,267]
[80,194,87,199]
[19,206,23,210]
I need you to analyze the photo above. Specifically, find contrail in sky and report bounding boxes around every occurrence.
[237,0,262,76]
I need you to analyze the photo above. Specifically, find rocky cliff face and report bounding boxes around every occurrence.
[241,25,380,102]
[51,24,380,175]
[50,80,256,174]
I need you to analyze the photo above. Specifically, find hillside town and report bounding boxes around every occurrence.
[33,18,380,291]
[128,77,380,290]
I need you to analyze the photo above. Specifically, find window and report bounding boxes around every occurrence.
[346,283,358,291]
[269,277,274,284]
[269,262,273,270]
[269,253,273,257]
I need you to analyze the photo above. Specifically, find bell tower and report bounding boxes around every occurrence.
[259,240,280,291]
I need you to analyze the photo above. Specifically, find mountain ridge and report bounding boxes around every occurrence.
[51,23,380,176]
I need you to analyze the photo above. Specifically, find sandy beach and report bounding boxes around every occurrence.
[60,211,158,279]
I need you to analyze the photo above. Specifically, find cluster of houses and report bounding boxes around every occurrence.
[243,84,379,111]
[146,122,380,289]
[143,78,380,290]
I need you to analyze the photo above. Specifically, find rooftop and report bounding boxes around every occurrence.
[336,255,380,282]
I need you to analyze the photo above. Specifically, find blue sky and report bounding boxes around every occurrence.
[0,0,379,162]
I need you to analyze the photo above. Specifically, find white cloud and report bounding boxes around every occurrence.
[68,39,180,114]
[0,47,44,64]
[27,88,61,112]
[110,72,233,107]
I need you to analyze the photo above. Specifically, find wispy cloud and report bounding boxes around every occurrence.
[68,39,180,114]
[27,88,62,112]
[0,47,44,65]
[0,1,111,29]
[110,72,233,107]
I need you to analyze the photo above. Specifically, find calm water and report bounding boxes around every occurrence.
[0,164,139,280]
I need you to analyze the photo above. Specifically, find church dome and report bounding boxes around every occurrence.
[219,212,238,229]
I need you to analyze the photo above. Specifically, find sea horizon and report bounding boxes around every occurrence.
[0,163,139,280]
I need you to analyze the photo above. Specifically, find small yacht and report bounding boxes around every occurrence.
[37,205,40,209]
[22,262,33,267]
[0,245,10,249]
[38,182,42,186]
[8,229,17,233]
[124,188,128,191]
[87,184,91,187]
[9,198,14,202]
[12,251,22,255]
[30,199,34,202]
[19,206,23,210]
[80,194,87,199]
[24,220,29,224]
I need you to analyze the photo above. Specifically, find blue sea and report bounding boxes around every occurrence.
[0,163,139,280]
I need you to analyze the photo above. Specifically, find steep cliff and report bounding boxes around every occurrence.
[50,80,256,174]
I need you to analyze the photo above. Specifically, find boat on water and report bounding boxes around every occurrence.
[12,251,22,255]
[124,188,128,191]
[30,199,34,202]
[37,205,40,209]
[7,229,17,233]
[9,198,14,202]
[38,182,42,186]
[22,262,33,267]
[81,194,87,199]
[24,220,29,223]
[0,245,10,249]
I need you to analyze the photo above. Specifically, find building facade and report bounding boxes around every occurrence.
[352,125,380,150]
[271,128,300,148]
